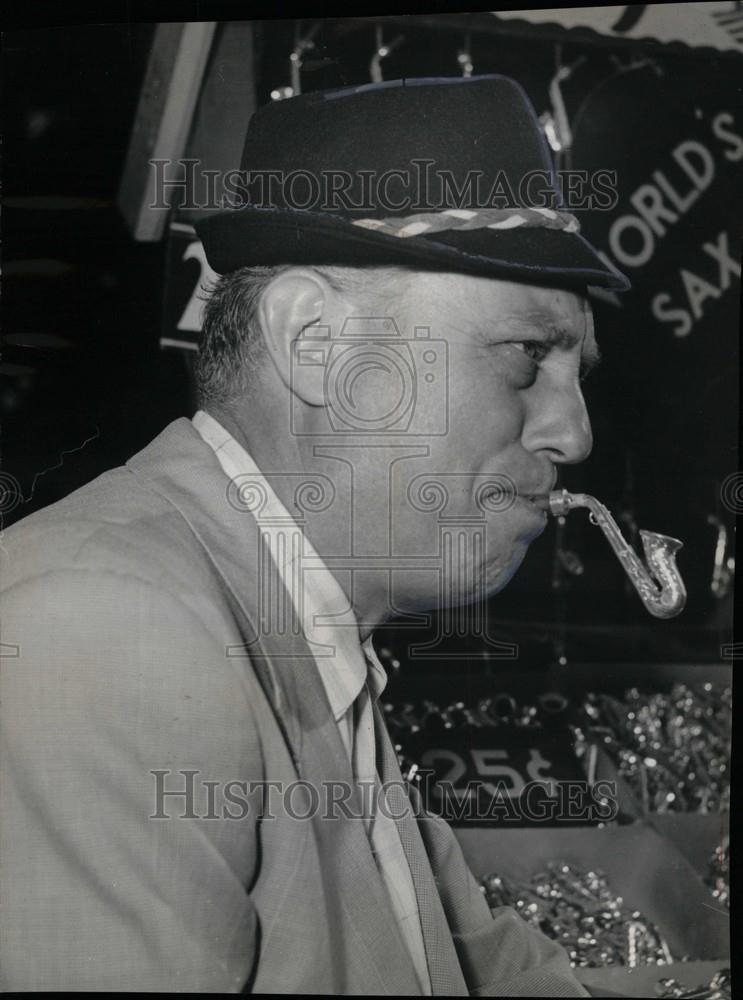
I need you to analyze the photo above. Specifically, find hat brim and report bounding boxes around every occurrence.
[195,205,630,292]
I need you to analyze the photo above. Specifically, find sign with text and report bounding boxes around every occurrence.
[405,728,614,826]
[493,5,743,54]
[160,221,215,353]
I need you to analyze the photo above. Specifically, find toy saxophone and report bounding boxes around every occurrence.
[540,489,687,619]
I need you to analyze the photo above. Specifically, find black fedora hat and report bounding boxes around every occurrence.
[195,75,630,292]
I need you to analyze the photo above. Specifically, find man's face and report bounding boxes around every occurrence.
[324,271,597,613]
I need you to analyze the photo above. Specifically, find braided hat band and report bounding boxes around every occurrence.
[351,206,581,239]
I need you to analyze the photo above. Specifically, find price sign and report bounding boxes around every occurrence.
[406,728,612,826]
[160,222,217,353]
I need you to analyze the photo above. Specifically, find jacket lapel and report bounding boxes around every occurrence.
[127,418,422,994]
[373,699,469,996]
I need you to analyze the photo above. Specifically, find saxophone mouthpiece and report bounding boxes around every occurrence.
[545,488,573,517]
[527,493,553,511]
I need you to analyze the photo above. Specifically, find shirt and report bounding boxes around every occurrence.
[193,410,431,994]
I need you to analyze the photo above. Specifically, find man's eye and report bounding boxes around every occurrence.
[514,341,550,364]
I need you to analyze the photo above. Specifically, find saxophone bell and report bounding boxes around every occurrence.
[545,489,687,619]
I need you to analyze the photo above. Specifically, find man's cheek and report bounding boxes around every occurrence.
[485,519,531,574]
[485,542,529,595]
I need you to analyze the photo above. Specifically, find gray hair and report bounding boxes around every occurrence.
[195,264,412,406]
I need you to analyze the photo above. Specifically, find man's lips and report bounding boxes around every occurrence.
[517,492,552,511]
[513,475,557,513]
[479,472,557,513]
[518,471,558,505]
[513,494,550,517]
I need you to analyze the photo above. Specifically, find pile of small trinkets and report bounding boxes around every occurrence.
[383,690,571,741]
[576,684,730,814]
[655,968,731,998]
[703,836,729,910]
[479,860,674,969]
[383,682,730,814]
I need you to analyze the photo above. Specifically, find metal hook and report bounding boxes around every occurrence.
[609,53,663,78]
[272,21,320,99]
[457,34,473,78]
[290,21,321,96]
[707,514,734,598]
[544,54,586,154]
[370,25,404,83]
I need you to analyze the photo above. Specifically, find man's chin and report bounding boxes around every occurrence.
[387,535,534,615]
[513,507,549,544]
[483,540,531,596]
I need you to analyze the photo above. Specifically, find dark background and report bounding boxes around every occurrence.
[2,12,740,674]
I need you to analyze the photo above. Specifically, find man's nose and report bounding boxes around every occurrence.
[521,381,593,464]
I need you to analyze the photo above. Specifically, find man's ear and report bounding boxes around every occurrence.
[257,269,333,406]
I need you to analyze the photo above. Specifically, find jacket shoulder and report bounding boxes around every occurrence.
[2,456,211,599]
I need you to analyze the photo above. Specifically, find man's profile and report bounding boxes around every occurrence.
[1,75,628,994]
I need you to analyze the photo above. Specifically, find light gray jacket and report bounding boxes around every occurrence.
[0,417,586,995]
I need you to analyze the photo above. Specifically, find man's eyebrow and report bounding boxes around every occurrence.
[492,315,602,375]
[546,327,602,377]
[495,316,596,350]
